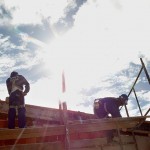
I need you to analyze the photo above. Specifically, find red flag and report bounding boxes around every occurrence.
[62,71,66,93]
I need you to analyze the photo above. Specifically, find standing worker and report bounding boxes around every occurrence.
[6,71,30,129]
[93,94,128,142]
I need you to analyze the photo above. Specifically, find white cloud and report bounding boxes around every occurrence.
[0,56,16,70]
[0,84,8,100]
[26,76,62,108]
[4,0,69,25]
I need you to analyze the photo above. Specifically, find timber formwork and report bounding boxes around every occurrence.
[0,100,150,150]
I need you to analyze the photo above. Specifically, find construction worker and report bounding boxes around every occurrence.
[6,71,30,129]
[93,94,128,142]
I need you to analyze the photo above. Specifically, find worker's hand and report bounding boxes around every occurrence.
[23,92,27,96]
[5,97,9,104]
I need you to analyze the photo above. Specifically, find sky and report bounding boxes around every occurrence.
[0,0,150,117]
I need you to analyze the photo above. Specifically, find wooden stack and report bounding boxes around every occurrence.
[0,100,150,150]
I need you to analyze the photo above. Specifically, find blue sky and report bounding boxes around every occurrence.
[0,0,150,117]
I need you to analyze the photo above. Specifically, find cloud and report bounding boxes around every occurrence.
[54,0,87,32]
[0,4,12,20]
[18,18,54,43]
[0,25,22,45]
[0,3,13,26]
[0,83,8,100]
[3,0,69,25]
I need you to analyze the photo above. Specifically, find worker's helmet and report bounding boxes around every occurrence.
[119,94,128,105]
[10,71,18,77]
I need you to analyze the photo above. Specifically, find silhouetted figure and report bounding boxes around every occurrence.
[93,94,128,143]
[6,71,30,129]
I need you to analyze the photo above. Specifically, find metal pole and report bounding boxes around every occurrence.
[124,105,129,117]
[128,66,143,97]
[144,108,150,116]
[133,88,143,116]
[126,65,143,117]
[140,58,150,84]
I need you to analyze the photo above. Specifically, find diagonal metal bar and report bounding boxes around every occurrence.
[144,108,150,116]
[133,88,143,116]
[128,66,143,97]
[140,58,150,84]
[124,105,129,117]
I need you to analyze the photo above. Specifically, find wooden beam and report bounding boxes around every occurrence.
[68,116,148,133]
[0,141,64,150]
[68,116,147,124]
[0,100,95,122]
[69,137,136,149]
[0,116,148,141]
[70,137,107,148]
[126,130,150,136]
[0,125,65,140]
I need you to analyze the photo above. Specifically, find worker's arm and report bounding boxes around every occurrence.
[16,75,30,95]
[22,76,30,95]
[106,102,122,118]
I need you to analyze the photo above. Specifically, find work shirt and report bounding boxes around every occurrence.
[94,97,121,118]
[6,75,30,95]
[6,75,30,106]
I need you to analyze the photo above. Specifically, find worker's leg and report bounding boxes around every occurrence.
[18,107,26,128]
[8,108,16,129]
[8,91,18,129]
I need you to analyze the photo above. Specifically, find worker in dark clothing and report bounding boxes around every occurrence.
[93,94,128,143]
[94,94,128,118]
[6,71,30,129]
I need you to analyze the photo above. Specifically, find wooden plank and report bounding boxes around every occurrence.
[0,126,65,140]
[0,100,60,121]
[103,144,136,150]
[70,137,107,148]
[0,140,138,150]
[26,105,60,121]
[69,116,148,124]
[135,135,150,150]
[0,100,94,122]
[0,120,7,128]
[68,118,143,133]
[0,141,64,150]
[70,148,101,150]
[114,135,134,143]
[70,136,136,149]
[0,117,147,141]
[128,130,150,134]
[70,144,137,150]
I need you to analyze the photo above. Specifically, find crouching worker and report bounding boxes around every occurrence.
[93,94,128,143]
[6,71,30,129]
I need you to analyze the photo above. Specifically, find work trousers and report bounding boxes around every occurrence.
[8,90,26,129]
[8,107,26,129]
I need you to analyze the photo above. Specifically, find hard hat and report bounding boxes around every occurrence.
[119,94,128,100]
[10,71,18,77]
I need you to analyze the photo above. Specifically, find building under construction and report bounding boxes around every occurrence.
[0,58,149,150]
